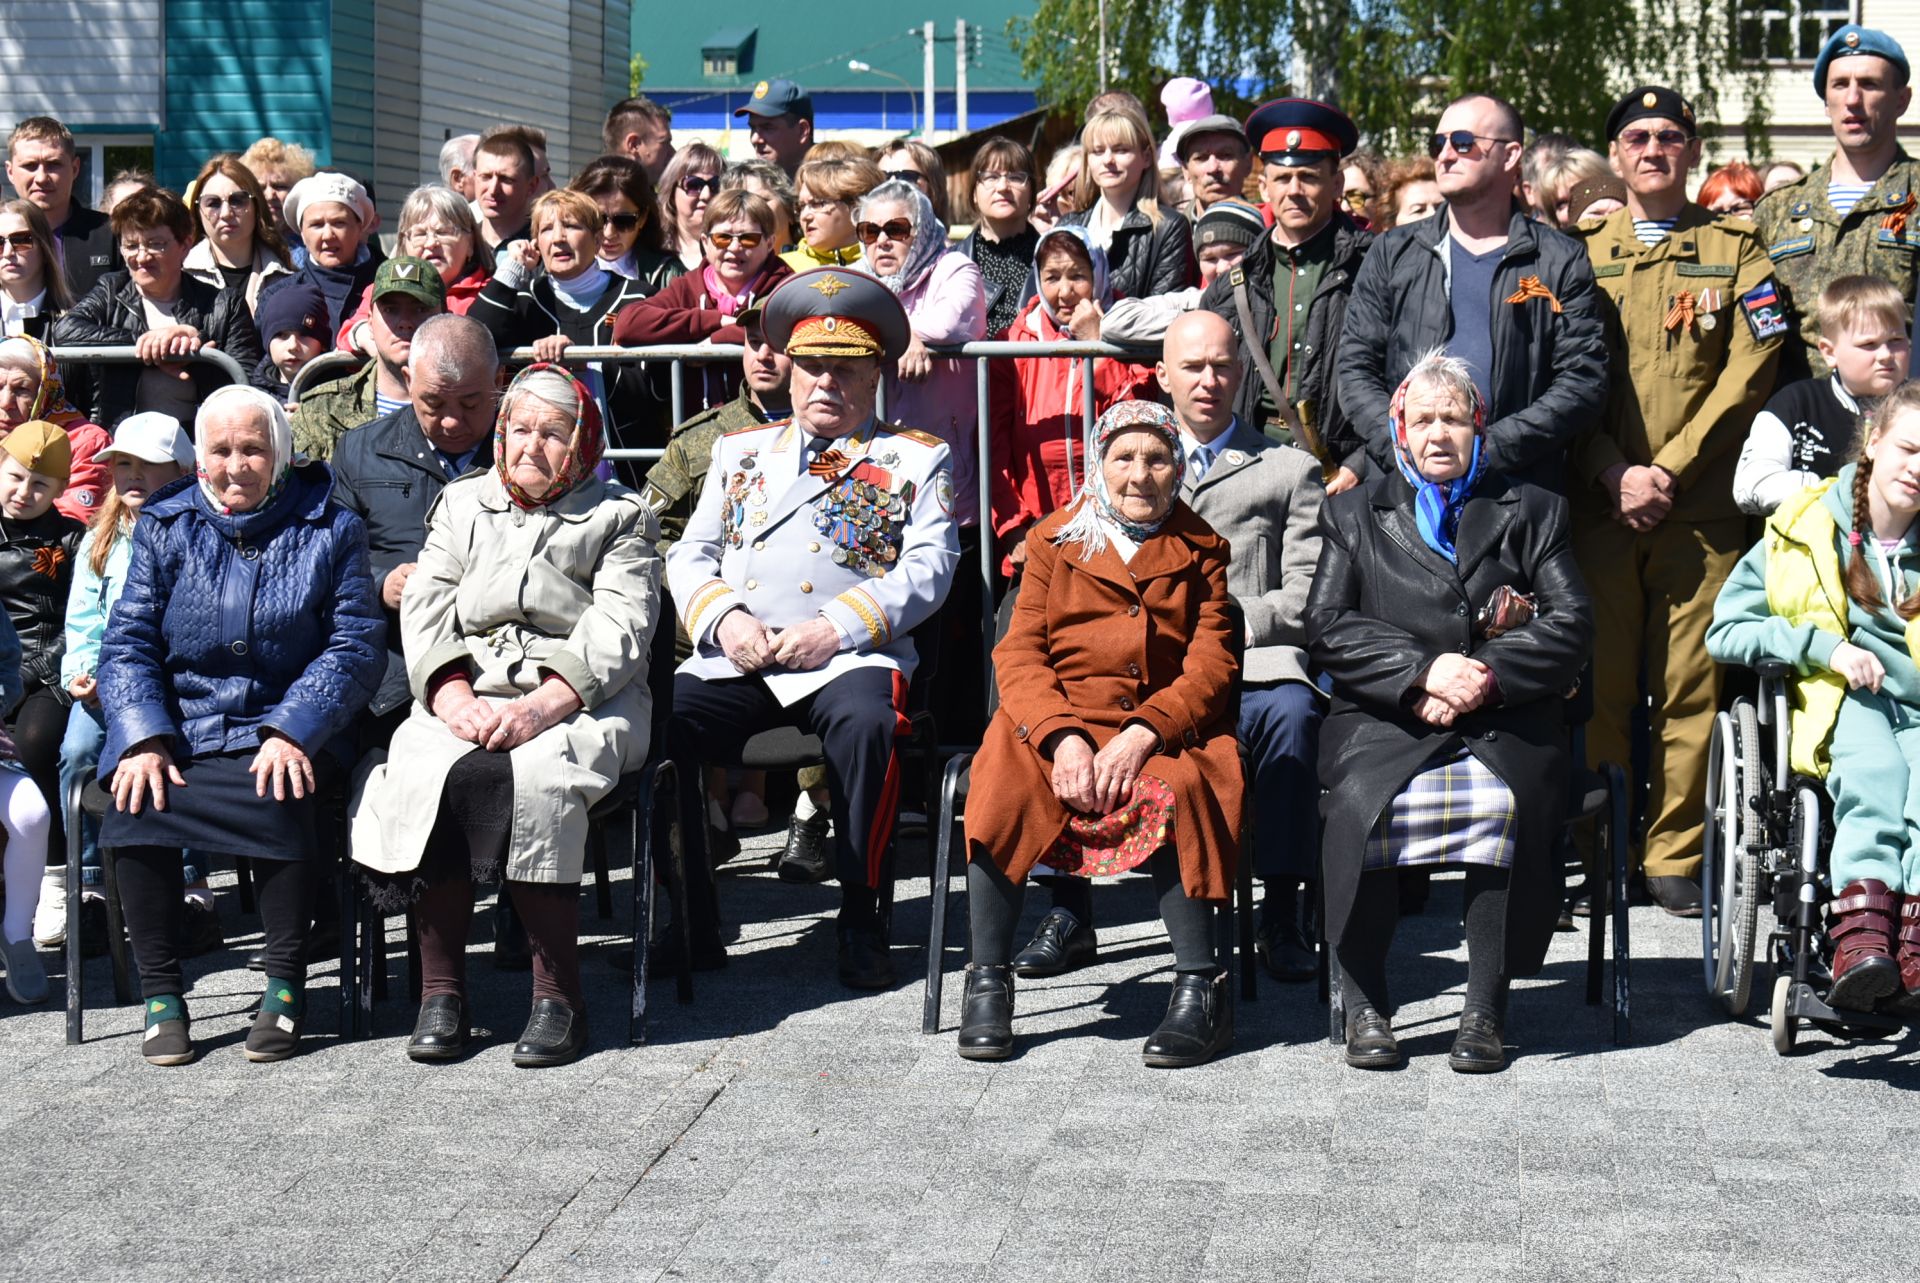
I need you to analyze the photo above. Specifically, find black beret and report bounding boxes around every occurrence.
[1606,86,1697,141]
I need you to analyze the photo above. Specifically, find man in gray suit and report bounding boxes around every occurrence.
[1013,311,1329,982]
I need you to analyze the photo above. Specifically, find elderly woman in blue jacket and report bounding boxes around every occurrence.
[98,384,383,1067]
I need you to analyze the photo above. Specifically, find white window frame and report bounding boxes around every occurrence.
[1734,0,1862,67]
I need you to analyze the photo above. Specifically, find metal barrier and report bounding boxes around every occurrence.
[288,350,365,403]
[48,344,248,388]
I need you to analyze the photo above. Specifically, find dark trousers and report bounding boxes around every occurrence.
[117,847,312,998]
[1239,680,1323,884]
[670,666,907,890]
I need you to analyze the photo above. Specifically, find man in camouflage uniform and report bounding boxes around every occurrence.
[1752,24,1918,381]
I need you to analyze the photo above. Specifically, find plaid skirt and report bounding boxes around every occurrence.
[1361,746,1518,872]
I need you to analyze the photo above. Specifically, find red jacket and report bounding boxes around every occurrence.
[612,259,795,416]
[987,295,1155,568]
[56,420,111,523]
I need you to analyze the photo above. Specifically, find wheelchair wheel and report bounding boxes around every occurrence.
[1770,973,1797,1054]
[1703,704,1763,1015]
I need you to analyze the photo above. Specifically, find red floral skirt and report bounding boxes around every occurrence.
[1038,773,1176,877]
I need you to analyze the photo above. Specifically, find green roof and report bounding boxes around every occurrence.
[634,2,1036,92]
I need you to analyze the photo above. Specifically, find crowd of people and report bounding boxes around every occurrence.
[2,20,1920,1076]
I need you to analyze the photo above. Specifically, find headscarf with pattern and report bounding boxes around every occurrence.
[1052,400,1187,561]
[194,385,295,516]
[1388,358,1487,564]
[495,362,605,510]
[0,335,85,428]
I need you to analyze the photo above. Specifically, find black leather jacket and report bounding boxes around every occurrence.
[51,271,268,429]
[0,508,86,695]
[1060,205,1195,300]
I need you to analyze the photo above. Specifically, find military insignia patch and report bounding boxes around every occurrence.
[811,275,851,298]
[1739,279,1789,342]
[934,470,953,515]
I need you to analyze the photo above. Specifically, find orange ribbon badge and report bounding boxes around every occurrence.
[1505,275,1563,313]
[1883,194,1915,237]
[1664,290,1695,332]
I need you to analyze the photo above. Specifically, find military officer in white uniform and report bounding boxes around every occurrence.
[666,267,961,988]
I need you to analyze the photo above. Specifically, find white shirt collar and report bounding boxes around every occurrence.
[2,289,45,336]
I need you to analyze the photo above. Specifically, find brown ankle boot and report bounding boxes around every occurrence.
[1889,899,1920,1016]
[1826,880,1900,1011]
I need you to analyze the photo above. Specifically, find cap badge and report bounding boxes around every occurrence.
[1846,30,1861,46]
[811,274,851,298]
[395,263,416,279]
[1201,230,1216,244]
[1642,91,1658,108]
[1286,129,1302,150]
[754,80,770,97]
[823,317,838,332]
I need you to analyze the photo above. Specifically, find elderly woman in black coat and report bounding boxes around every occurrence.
[1305,349,1591,1074]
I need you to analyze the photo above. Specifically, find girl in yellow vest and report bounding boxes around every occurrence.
[1707,381,1920,1013]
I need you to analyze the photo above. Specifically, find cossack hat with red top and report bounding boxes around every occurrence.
[762,266,911,360]
[1243,98,1359,167]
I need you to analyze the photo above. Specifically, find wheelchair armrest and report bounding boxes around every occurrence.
[1754,659,1790,682]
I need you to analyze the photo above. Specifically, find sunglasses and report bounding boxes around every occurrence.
[681,175,721,196]
[884,168,926,185]
[1342,190,1370,210]
[855,219,914,245]
[199,192,253,213]
[0,233,35,252]
[604,213,641,232]
[1618,127,1691,151]
[1427,130,1518,159]
[708,230,765,250]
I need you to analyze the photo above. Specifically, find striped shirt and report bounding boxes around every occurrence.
[1633,217,1679,245]
[1828,182,1873,217]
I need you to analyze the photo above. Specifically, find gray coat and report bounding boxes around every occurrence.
[350,470,662,883]
[1180,420,1324,688]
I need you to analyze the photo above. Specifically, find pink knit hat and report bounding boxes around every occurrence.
[1160,77,1214,126]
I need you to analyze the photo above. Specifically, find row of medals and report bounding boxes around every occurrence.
[817,477,909,577]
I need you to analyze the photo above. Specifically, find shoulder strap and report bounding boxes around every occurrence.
[1228,266,1333,476]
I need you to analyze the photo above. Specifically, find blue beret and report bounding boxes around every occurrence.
[1815,24,1910,96]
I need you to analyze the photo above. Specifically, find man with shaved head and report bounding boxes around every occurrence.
[1007,309,1332,986]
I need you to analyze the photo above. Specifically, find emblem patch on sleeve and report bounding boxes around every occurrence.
[1739,279,1789,343]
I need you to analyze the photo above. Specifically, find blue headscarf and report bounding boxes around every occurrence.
[1388,364,1486,563]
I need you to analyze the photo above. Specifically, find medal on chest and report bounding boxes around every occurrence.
[814,459,911,577]
[721,463,765,550]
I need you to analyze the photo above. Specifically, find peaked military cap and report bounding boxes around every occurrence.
[763,267,912,360]
[1243,98,1359,166]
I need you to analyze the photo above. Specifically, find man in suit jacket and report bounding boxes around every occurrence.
[1015,310,1328,982]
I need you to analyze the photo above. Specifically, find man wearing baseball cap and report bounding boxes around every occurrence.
[735,79,815,180]
[1753,23,1918,380]
[665,266,959,989]
[290,255,445,461]
[1172,114,1253,221]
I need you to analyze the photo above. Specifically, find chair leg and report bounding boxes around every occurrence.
[1321,881,1343,1045]
[64,778,84,1045]
[235,853,257,916]
[630,767,660,1046]
[591,821,614,921]
[356,904,379,1039]
[99,846,134,1006]
[658,761,693,1005]
[1584,822,1604,1009]
[1236,837,1257,1004]
[1607,763,1632,1045]
[922,755,967,1035]
[336,850,357,1040]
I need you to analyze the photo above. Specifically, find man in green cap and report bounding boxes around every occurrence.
[290,255,446,461]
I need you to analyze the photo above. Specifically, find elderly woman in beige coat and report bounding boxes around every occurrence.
[353,363,660,1068]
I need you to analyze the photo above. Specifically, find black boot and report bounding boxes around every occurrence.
[1256,882,1316,982]
[406,994,469,1063]
[1344,1003,1401,1069]
[512,998,587,1068]
[1142,971,1233,1068]
[1011,907,1098,977]
[957,964,1015,1060]
[837,919,894,990]
[776,812,832,883]
[1448,1007,1506,1073]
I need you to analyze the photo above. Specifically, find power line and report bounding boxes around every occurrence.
[642,30,921,112]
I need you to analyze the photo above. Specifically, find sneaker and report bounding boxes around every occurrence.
[1,935,48,1004]
[31,866,66,948]
[142,1018,194,1067]
[244,1006,303,1062]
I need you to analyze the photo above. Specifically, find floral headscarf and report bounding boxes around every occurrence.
[194,385,295,516]
[1052,400,1187,561]
[0,335,85,428]
[860,182,948,296]
[1388,361,1487,564]
[495,362,606,511]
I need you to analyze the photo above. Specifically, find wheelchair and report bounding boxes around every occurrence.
[1703,658,1907,1052]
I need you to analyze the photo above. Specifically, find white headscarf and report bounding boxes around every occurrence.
[856,180,947,295]
[282,172,376,233]
[194,384,294,514]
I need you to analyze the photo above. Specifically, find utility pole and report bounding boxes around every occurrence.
[923,20,937,140]
[1098,0,1108,92]
[955,18,969,136]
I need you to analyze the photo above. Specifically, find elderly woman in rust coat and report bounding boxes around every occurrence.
[962,400,1243,1067]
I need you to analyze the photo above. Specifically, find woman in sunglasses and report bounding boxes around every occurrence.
[0,200,72,344]
[570,154,684,293]
[613,188,794,416]
[182,155,293,316]
[879,140,949,222]
[658,142,726,272]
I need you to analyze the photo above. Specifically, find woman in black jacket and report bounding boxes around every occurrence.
[1306,350,1591,1075]
[1059,110,1193,301]
[472,188,662,473]
[50,188,265,430]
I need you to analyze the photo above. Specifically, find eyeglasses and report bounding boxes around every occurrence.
[708,230,765,250]
[406,225,466,246]
[884,168,926,185]
[199,192,253,214]
[798,198,844,215]
[1618,127,1691,152]
[1342,190,1370,210]
[855,219,914,245]
[1427,130,1519,160]
[119,239,176,259]
[681,175,721,196]
[604,213,641,233]
[975,170,1031,187]
[0,233,35,253]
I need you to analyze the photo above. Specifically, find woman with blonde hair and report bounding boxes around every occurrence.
[183,154,293,314]
[238,137,317,237]
[657,141,726,272]
[1059,110,1192,298]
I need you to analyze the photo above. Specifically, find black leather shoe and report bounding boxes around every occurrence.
[1255,919,1317,982]
[512,999,587,1068]
[776,812,832,883]
[1344,1004,1400,1069]
[957,964,1015,1060]
[1011,908,1098,977]
[1448,1008,1507,1073]
[1142,971,1233,1068]
[837,921,895,990]
[406,994,469,1063]
[1646,875,1703,918]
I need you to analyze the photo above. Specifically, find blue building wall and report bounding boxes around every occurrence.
[653,88,1037,136]
[157,0,334,188]
[330,0,377,181]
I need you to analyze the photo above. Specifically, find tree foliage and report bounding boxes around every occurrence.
[1013,0,1771,155]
